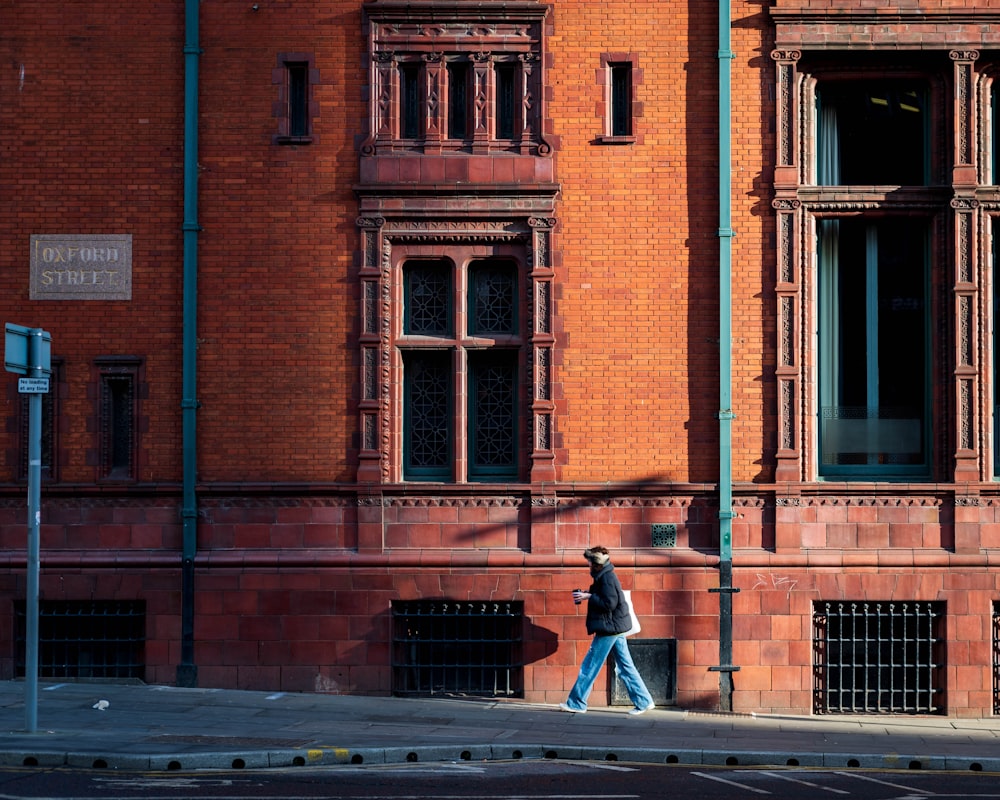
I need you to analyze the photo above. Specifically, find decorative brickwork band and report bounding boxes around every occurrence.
[770,50,800,169]
[357,218,387,484]
[779,378,794,453]
[958,295,971,368]
[950,196,980,480]
[535,412,551,452]
[773,198,800,481]
[959,378,972,452]
[363,347,378,401]
[779,296,794,369]
[528,217,556,482]
[536,347,551,401]
[950,51,979,169]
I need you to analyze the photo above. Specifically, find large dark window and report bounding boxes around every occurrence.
[818,218,929,477]
[816,80,929,186]
[401,259,521,482]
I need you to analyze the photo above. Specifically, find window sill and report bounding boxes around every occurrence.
[595,135,635,145]
[273,135,314,146]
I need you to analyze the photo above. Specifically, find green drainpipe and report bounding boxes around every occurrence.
[178,0,201,688]
[709,0,740,712]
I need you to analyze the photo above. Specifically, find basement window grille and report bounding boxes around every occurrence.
[392,600,523,697]
[14,600,145,681]
[993,603,1000,714]
[813,600,944,714]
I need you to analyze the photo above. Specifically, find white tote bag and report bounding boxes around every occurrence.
[622,589,641,637]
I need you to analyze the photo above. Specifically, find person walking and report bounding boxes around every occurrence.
[560,546,655,716]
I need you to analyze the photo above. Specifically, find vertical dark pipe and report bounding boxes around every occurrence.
[709,0,740,712]
[177,0,200,688]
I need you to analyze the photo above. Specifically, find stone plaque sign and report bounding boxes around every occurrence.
[30,234,132,300]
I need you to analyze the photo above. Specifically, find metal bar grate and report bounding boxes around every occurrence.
[813,600,943,714]
[15,600,145,681]
[993,603,1000,715]
[392,600,523,697]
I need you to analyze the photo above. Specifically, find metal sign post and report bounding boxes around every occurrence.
[5,324,51,733]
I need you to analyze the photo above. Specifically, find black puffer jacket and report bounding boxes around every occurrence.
[585,563,631,636]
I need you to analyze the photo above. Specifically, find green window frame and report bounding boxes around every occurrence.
[468,351,519,480]
[818,218,931,479]
[401,259,521,482]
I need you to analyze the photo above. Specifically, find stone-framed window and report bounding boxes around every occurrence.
[273,53,318,144]
[770,45,968,482]
[361,1,551,156]
[400,256,523,482]
[93,356,144,482]
[596,53,642,144]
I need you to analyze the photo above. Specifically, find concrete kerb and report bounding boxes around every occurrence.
[1,743,998,774]
[0,750,69,769]
[944,755,1000,773]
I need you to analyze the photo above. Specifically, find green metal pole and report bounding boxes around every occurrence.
[24,331,44,732]
[178,0,201,688]
[710,0,740,712]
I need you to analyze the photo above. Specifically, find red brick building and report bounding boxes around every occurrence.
[3,0,1000,716]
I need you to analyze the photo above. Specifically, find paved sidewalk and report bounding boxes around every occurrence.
[0,680,998,772]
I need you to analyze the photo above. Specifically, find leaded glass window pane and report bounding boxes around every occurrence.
[405,262,451,336]
[469,351,517,479]
[470,262,516,335]
[404,351,451,478]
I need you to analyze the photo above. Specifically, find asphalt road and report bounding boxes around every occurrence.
[0,760,998,800]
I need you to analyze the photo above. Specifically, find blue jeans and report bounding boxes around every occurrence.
[565,633,654,710]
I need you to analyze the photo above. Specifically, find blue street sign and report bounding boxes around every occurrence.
[5,324,51,375]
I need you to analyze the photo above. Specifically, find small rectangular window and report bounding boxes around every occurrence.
[287,63,309,137]
[96,358,142,482]
[610,63,632,137]
[495,64,517,140]
[448,62,469,140]
[273,54,315,144]
[400,64,422,140]
[102,375,134,479]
